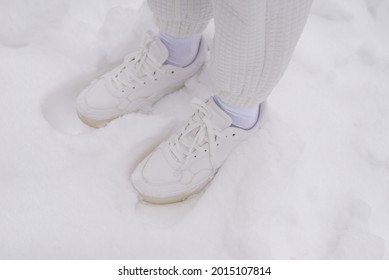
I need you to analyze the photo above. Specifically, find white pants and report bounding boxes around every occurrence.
[148,0,313,108]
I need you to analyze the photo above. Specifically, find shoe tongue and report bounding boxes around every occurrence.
[206,97,233,130]
[180,98,232,148]
[147,36,169,65]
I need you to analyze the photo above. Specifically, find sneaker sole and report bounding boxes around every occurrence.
[77,110,115,128]
[132,174,217,204]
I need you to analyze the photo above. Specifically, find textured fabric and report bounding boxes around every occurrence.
[212,0,313,107]
[147,0,313,108]
[159,32,201,67]
[148,0,213,37]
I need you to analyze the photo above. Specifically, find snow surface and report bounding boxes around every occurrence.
[1,0,389,259]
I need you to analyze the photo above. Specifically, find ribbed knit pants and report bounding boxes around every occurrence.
[148,0,313,108]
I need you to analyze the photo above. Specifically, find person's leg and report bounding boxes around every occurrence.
[148,0,213,67]
[131,0,313,204]
[77,0,212,128]
[211,0,312,128]
[148,0,212,38]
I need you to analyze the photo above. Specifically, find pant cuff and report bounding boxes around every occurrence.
[155,18,209,38]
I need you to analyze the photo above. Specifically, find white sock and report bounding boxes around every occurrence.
[213,96,260,130]
[159,32,201,68]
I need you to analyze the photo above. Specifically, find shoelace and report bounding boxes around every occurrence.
[169,98,225,171]
[111,31,166,91]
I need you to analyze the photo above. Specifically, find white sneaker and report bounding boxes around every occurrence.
[77,31,207,128]
[131,97,267,204]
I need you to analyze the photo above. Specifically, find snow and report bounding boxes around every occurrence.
[0,0,388,259]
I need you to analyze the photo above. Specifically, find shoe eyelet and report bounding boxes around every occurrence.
[232,133,235,136]
[171,71,174,74]
[133,86,135,89]
[144,82,146,84]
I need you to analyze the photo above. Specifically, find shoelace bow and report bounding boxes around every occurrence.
[169,98,225,171]
[112,31,165,91]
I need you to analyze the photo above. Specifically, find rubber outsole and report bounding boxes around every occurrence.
[131,167,219,205]
[133,179,211,205]
[76,110,115,128]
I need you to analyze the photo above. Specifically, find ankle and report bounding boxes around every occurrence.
[159,32,201,68]
[213,96,260,130]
